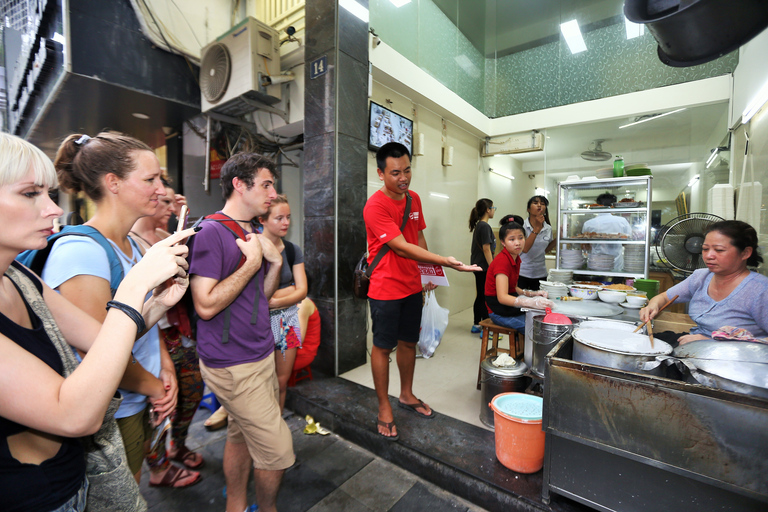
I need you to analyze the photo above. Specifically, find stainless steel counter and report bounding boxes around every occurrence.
[541,335,768,512]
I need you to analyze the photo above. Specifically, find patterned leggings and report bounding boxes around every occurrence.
[146,326,204,470]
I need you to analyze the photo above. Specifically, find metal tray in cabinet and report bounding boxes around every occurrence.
[541,335,768,512]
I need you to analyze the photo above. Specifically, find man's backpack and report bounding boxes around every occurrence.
[16,225,124,296]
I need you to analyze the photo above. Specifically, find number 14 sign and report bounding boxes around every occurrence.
[310,56,328,79]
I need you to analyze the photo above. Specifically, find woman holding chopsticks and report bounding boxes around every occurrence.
[640,220,768,345]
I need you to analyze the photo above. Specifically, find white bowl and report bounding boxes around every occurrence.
[569,285,600,300]
[625,295,648,307]
[598,289,627,303]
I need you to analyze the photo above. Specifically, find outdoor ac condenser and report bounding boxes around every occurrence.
[200,17,281,117]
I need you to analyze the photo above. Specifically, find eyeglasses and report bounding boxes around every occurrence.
[490,206,498,210]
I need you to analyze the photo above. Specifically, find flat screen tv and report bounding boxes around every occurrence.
[368,101,413,155]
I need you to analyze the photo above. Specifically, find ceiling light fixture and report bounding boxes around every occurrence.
[705,146,729,169]
[560,20,587,54]
[618,108,686,129]
[429,192,450,199]
[132,112,150,120]
[742,78,768,124]
[389,0,411,7]
[339,0,369,22]
[624,18,644,39]
[488,168,514,180]
[687,174,700,188]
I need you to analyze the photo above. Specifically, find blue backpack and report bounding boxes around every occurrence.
[16,225,124,296]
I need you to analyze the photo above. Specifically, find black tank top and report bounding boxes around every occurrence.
[0,262,86,511]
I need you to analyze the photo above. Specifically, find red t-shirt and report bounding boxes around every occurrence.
[484,249,521,316]
[364,190,426,300]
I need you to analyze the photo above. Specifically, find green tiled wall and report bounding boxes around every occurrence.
[370,0,738,118]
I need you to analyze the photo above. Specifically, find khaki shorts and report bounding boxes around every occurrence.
[116,406,153,476]
[200,358,295,470]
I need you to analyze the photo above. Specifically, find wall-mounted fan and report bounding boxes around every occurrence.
[659,213,724,274]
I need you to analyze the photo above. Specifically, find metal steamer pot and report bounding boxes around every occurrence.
[670,341,768,399]
[479,357,530,429]
[532,316,578,378]
[572,328,673,376]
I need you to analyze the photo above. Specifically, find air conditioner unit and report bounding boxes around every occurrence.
[482,131,544,156]
[200,17,281,116]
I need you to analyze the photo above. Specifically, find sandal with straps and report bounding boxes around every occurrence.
[377,417,399,441]
[170,445,204,469]
[149,464,201,488]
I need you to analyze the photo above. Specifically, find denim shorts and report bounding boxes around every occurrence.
[369,292,423,349]
[51,477,88,512]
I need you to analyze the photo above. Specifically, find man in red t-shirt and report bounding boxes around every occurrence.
[363,142,480,441]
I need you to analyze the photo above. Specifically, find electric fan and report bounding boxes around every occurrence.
[659,213,724,274]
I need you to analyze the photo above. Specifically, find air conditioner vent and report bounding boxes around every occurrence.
[200,43,231,102]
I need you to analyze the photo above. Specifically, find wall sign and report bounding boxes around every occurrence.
[310,56,328,79]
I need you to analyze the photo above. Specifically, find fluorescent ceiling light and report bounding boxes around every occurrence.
[742,78,768,124]
[389,0,411,7]
[489,169,514,180]
[560,20,587,54]
[132,112,150,120]
[625,18,644,39]
[705,149,719,168]
[429,192,450,199]
[339,0,369,22]
[687,174,700,188]
[618,108,686,129]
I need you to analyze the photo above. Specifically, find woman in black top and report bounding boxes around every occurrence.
[468,198,496,333]
[0,133,193,511]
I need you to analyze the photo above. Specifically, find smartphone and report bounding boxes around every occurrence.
[176,205,189,233]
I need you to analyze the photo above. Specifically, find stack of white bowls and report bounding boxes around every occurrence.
[587,253,615,271]
[596,167,613,179]
[623,245,646,273]
[548,269,574,285]
[540,281,569,299]
[559,249,585,269]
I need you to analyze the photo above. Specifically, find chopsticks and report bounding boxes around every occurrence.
[648,321,654,348]
[633,294,679,335]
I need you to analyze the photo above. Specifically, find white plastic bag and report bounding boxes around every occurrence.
[418,290,449,358]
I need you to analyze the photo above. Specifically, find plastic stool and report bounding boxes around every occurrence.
[199,392,220,414]
[287,366,313,387]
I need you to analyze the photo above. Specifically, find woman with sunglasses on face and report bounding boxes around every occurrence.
[518,195,556,291]
[469,198,496,334]
[0,133,192,511]
[40,132,200,488]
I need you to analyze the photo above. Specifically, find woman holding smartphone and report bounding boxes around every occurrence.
[41,132,200,488]
[0,132,193,511]
[130,183,204,471]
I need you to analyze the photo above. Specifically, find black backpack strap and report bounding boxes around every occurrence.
[366,192,411,278]
[284,240,295,269]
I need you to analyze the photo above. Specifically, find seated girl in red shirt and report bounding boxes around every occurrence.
[484,221,554,330]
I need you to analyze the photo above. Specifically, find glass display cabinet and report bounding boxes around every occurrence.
[556,176,653,280]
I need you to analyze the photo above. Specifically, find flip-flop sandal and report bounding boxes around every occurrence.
[398,399,435,419]
[170,445,205,469]
[377,417,399,441]
[149,464,202,488]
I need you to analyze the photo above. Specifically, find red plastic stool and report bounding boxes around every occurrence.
[288,366,313,387]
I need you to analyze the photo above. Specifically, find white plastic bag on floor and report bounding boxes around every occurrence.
[418,290,449,358]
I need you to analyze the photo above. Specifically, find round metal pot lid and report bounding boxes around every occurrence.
[481,356,528,377]
[673,340,768,364]
[573,328,672,356]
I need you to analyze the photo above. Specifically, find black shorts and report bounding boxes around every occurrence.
[369,292,423,350]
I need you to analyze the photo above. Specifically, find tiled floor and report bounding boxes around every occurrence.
[139,408,488,512]
[340,307,513,430]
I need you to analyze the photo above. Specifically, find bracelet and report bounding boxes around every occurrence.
[106,300,146,334]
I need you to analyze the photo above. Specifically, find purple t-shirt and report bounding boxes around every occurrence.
[189,215,274,368]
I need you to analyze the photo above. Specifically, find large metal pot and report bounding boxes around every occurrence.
[572,327,673,376]
[479,356,530,429]
[532,315,577,378]
[672,341,768,399]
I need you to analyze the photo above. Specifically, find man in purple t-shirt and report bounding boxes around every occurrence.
[190,153,294,512]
